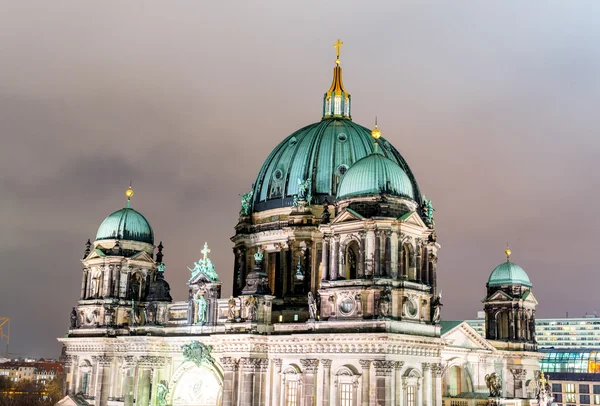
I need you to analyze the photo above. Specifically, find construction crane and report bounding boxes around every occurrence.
[0,317,9,357]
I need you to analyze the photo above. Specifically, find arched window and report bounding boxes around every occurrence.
[446,366,462,396]
[334,366,359,406]
[282,365,301,406]
[345,241,359,280]
[497,311,509,339]
[402,369,422,406]
[78,360,92,396]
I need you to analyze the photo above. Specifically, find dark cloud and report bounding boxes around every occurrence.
[1,1,599,357]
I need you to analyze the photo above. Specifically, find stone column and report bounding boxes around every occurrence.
[373,230,380,276]
[80,270,88,299]
[422,363,432,406]
[220,357,239,406]
[321,359,332,406]
[239,357,256,406]
[300,359,319,406]
[92,356,112,406]
[329,236,339,280]
[390,232,399,278]
[358,231,366,278]
[511,368,527,398]
[416,377,423,406]
[432,364,444,406]
[123,357,136,406]
[359,360,371,406]
[373,360,394,406]
[394,361,404,406]
[321,237,329,280]
[136,358,152,406]
[384,231,392,277]
[255,359,269,406]
[272,359,283,406]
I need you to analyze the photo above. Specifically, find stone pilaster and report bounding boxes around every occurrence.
[422,363,432,406]
[255,359,269,406]
[330,236,340,280]
[373,360,394,406]
[359,360,371,406]
[239,357,256,406]
[301,359,319,406]
[358,231,366,278]
[272,359,283,406]
[321,237,329,280]
[92,356,112,406]
[390,231,398,278]
[432,364,444,406]
[321,359,332,406]
[220,357,239,406]
[122,356,136,406]
[511,368,527,399]
[394,361,404,406]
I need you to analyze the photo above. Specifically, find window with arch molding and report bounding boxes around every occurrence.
[334,366,359,406]
[403,369,421,406]
[282,365,301,406]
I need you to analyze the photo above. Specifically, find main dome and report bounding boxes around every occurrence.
[337,151,415,200]
[96,205,154,245]
[251,118,421,212]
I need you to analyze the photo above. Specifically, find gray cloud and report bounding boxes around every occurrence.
[1,1,599,356]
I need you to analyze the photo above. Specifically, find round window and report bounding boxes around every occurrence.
[337,133,347,142]
[289,136,298,146]
[339,297,355,314]
[337,164,349,176]
[273,169,283,181]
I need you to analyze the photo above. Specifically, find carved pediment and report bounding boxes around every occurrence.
[83,249,106,261]
[441,321,497,351]
[484,290,514,302]
[129,251,154,263]
[522,290,538,305]
[398,211,427,228]
[331,208,365,224]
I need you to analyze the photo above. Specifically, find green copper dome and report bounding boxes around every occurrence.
[337,151,415,200]
[251,118,421,211]
[487,261,532,288]
[96,204,154,244]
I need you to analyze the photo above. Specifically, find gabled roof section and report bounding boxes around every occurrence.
[522,290,538,305]
[331,208,365,224]
[483,290,514,302]
[441,321,497,351]
[129,251,154,263]
[398,211,426,228]
[56,394,90,406]
[83,249,106,260]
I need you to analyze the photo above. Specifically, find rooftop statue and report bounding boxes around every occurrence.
[156,381,169,406]
[240,189,253,216]
[297,177,312,202]
[423,195,435,226]
[188,242,220,282]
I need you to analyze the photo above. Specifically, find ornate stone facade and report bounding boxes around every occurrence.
[58,43,544,406]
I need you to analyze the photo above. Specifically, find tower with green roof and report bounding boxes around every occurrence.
[483,247,538,350]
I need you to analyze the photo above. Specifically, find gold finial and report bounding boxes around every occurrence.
[505,243,511,262]
[126,182,134,201]
[334,39,343,65]
[371,116,382,140]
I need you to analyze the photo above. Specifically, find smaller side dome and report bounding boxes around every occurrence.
[488,261,532,288]
[96,207,154,245]
[337,153,415,200]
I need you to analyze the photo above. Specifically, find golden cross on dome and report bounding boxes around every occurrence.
[201,242,211,260]
[334,39,343,65]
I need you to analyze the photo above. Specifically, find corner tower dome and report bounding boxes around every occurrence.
[95,186,154,245]
[250,40,422,212]
[487,248,532,288]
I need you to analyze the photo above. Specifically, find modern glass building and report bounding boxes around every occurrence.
[464,313,600,349]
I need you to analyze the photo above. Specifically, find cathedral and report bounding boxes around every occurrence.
[57,41,547,406]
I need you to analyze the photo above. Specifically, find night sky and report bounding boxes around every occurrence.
[1,1,599,357]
